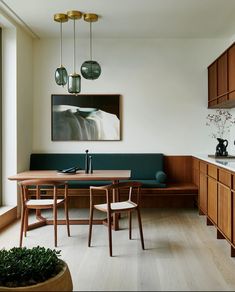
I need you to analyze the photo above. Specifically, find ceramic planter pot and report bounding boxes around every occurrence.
[0,261,73,291]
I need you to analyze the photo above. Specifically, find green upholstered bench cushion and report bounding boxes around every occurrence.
[155,170,167,183]
[30,153,164,180]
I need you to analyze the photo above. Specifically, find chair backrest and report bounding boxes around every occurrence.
[19,180,65,187]
[18,180,67,203]
[90,181,142,206]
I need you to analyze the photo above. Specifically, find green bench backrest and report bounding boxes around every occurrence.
[30,153,164,180]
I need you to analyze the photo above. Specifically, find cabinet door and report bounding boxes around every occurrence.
[233,192,235,246]
[192,158,199,187]
[218,52,228,97]
[208,177,217,224]
[199,172,207,214]
[208,62,217,101]
[228,44,235,93]
[218,184,231,240]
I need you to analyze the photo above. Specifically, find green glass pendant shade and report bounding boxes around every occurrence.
[68,73,81,94]
[55,66,68,86]
[81,60,101,80]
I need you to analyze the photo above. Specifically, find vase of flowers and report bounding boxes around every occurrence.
[206,109,235,157]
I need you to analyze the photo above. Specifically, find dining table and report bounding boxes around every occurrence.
[8,169,131,231]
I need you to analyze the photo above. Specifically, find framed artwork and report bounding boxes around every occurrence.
[51,94,121,141]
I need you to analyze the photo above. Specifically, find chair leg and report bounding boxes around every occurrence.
[19,206,26,247]
[24,208,29,237]
[129,211,132,240]
[108,211,113,257]
[53,205,58,247]
[64,200,70,237]
[88,205,94,247]
[136,208,145,250]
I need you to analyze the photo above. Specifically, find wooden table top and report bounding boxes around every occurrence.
[8,170,131,181]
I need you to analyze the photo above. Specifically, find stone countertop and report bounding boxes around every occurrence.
[193,154,235,173]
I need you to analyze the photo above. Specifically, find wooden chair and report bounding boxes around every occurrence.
[18,180,70,247]
[88,181,144,256]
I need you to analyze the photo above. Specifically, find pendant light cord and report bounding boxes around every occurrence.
[90,21,92,61]
[73,18,76,74]
[60,21,62,66]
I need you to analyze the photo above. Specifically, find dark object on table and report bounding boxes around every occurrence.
[215,138,228,157]
[85,149,89,173]
[89,155,93,174]
[57,166,80,174]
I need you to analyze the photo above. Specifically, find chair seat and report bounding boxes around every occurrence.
[26,199,64,207]
[95,200,137,212]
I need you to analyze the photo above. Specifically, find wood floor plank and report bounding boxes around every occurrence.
[0,208,235,291]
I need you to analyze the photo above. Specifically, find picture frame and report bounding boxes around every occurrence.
[51,94,121,141]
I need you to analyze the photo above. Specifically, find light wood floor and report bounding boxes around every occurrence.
[1,208,235,291]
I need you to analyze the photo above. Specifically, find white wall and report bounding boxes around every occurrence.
[33,37,231,155]
[16,27,33,172]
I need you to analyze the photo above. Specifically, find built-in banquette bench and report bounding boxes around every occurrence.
[29,153,198,208]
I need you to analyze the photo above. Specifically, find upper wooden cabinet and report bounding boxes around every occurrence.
[208,43,235,108]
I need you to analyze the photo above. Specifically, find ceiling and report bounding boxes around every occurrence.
[1,0,235,39]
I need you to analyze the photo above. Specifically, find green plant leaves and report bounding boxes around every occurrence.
[0,246,62,287]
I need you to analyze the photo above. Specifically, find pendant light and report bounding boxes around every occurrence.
[54,13,68,86]
[67,10,82,94]
[81,13,101,80]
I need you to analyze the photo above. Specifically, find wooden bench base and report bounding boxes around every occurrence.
[29,183,198,209]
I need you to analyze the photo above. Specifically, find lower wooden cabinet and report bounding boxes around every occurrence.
[233,192,235,246]
[218,184,232,241]
[195,157,235,256]
[208,177,217,224]
[199,172,207,215]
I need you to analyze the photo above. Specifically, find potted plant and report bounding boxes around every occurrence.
[0,246,73,291]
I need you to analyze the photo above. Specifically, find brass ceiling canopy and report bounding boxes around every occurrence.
[54,13,68,23]
[83,13,98,23]
[67,10,82,20]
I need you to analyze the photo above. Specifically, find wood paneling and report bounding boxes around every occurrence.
[193,158,199,170]
[233,192,235,246]
[208,62,217,100]
[218,95,228,104]
[164,156,193,183]
[219,169,231,188]
[208,177,217,224]
[0,207,17,231]
[228,44,235,92]
[208,42,235,108]
[200,161,207,174]
[229,91,235,102]
[208,164,217,180]
[199,172,207,214]
[192,158,199,187]
[217,52,228,96]
[232,175,235,190]
[218,184,231,240]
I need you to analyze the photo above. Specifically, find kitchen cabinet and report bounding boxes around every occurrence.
[228,44,235,103]
[208,62,217,107]
[218,183,232,240]
[217,52,228,98]
[195,156,235,257]
[192,158,199,187]
[208,42,235,108]
[199,161,207,215]
[208,176,217,225]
